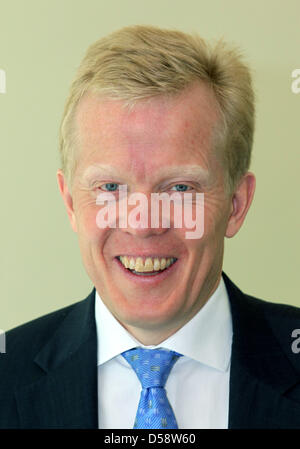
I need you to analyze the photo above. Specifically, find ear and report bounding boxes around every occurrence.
[56,169,77,232]
[225,172,256,238]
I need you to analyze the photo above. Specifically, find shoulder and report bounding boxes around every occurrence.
[8,301,78,346]
[244,290,300,316]
[242,290,300,329]
[223,271,300,322]
[223,272,300,372]
[247,292,300,351]
[0,299,84,386]
[0,290,95,428]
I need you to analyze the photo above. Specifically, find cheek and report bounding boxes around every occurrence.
[203,195,229,234]
[175,198,221,242]
[176,202,228,258]
[74,196,107,242]
[76,209,113,268]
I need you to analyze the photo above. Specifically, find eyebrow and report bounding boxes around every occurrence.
[80,164,124,183]
[80,163,211,185]
[156,165,210,183]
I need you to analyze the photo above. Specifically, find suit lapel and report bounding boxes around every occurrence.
[223,273,300,428]
[15,289,98,429]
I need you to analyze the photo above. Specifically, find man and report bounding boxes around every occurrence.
[1,25,300,429]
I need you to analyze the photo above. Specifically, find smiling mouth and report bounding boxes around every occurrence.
[116,256,178,276]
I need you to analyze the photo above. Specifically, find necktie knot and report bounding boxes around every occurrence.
[122,347,182,389]
[121,347,182,429]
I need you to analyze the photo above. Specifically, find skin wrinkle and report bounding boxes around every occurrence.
[79,164,213,193]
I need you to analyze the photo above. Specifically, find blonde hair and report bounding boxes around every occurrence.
[59,25,255,194]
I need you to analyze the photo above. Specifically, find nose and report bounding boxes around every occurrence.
[118,191,169,238]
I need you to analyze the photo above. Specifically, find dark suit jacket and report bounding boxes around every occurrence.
[1,272,300,429]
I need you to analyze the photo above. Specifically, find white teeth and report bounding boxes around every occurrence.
[160,258,167,270]
[144,258,154,272]
[135,257,144,272]
[153,258,160,271]
[118,256,176,273]
[129,258,135,270]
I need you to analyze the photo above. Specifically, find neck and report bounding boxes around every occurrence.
[123,322,187,347]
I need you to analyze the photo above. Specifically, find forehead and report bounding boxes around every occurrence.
[74,83,221,181]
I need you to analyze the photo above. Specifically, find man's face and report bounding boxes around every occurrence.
[58,83,250,343]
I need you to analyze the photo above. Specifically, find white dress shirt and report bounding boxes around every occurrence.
[95,275,233,429]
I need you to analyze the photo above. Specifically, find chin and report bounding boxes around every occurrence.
[115,299,181,331]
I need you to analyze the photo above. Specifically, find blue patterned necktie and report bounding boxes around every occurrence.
[121,347,182,429]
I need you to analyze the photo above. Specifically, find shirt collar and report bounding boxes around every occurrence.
[95,274,232,372]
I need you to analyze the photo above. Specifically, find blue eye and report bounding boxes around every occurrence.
[172,184,190,192]
[102,183,119,192]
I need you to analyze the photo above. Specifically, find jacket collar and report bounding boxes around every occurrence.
[15,289,98,429]
[34,289,96,373]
